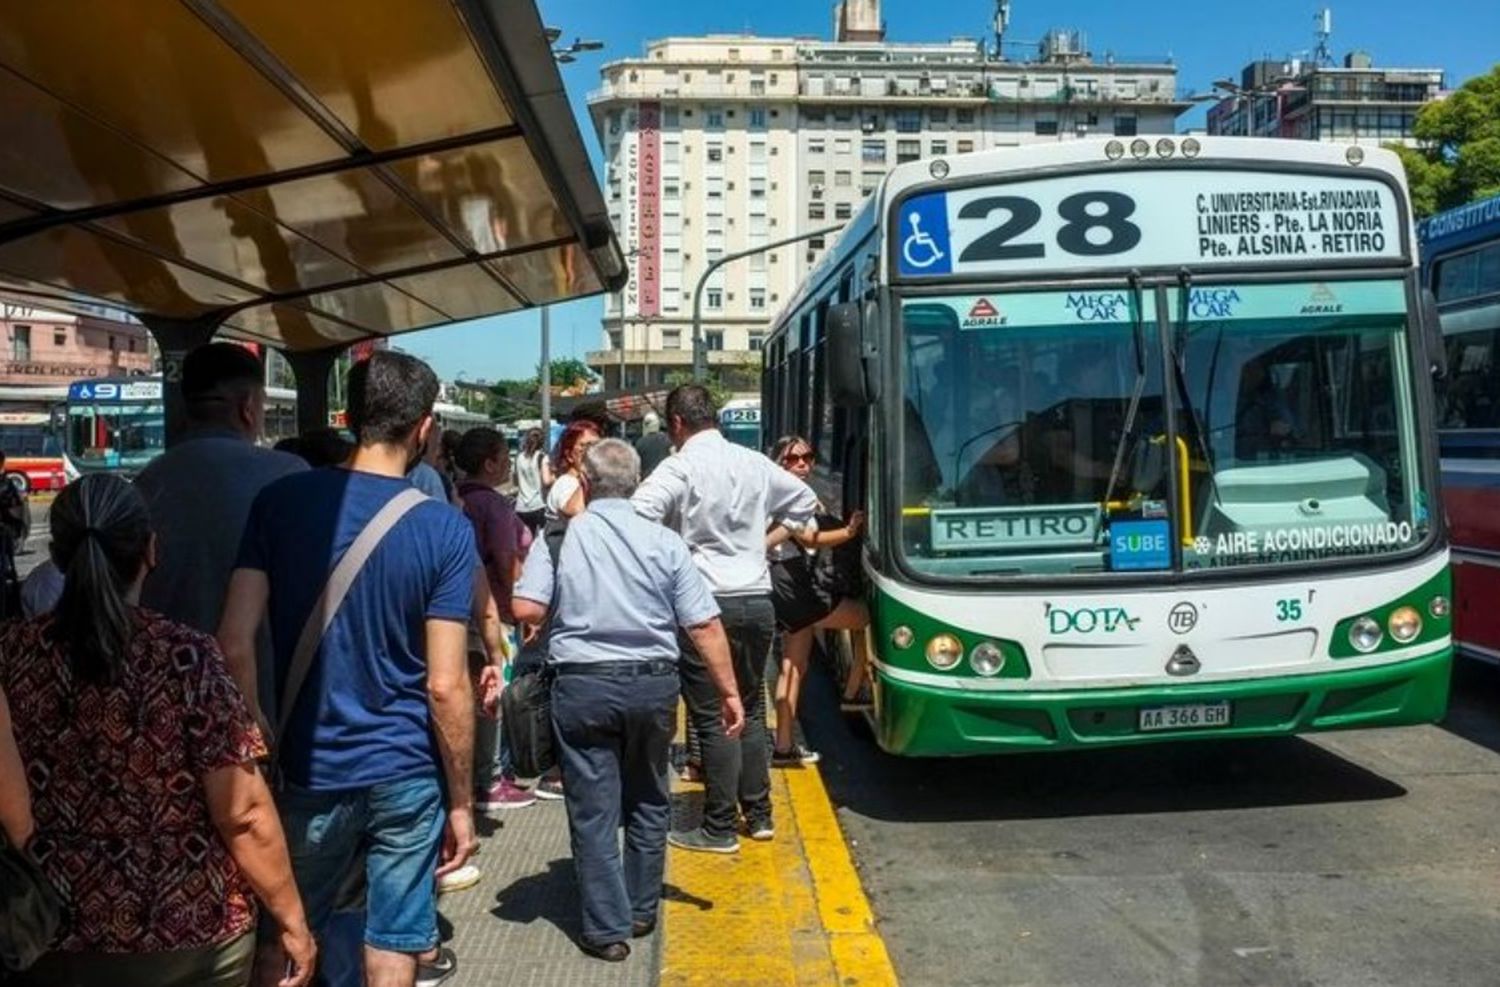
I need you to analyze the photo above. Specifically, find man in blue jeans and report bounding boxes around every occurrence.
[514,439,743,961]
[220,351,479,987]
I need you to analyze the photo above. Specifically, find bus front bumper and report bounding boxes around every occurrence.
[871,647,1453,756]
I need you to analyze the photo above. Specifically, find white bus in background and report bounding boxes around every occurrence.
[719,397,762,451]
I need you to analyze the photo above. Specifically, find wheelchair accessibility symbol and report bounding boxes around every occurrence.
[902,212,945,270]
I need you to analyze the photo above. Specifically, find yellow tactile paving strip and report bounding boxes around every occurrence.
[659,744,899,985]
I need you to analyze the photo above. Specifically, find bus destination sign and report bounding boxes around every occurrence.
[931,504,1101,553]
[896,170,1403,278]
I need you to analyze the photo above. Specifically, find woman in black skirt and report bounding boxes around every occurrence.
[765,435,872,766]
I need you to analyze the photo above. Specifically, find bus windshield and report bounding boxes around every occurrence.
[0,422,61,457]
[898,279,1429,578]
[66,402,165,473]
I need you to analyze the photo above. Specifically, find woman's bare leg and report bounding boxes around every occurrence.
[775,627,815,752]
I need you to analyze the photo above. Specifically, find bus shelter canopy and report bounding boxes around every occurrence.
[0,0,625,352]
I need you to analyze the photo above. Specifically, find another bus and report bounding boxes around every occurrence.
[720,397,762,451]
[1419,193,1500,663]
[0,386,68,494]
[64,376,297,478]
[763,137,1450,755]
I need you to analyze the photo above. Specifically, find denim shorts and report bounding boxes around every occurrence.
[277,775,446,953]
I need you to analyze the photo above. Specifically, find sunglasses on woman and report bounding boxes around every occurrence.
[782,451,815,465]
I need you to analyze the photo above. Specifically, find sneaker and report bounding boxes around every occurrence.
[668,827,740,854]
[416,945,458,986]
[747,821,774,842]
[772,744,821,766]
[477,777,536,810]
[437,863,482,895]
[533,776,565,800]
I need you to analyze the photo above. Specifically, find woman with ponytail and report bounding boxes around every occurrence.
[0,475,315,986]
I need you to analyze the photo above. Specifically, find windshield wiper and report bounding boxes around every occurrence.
[1170,268,1221,509]
[1101,271,1149,511]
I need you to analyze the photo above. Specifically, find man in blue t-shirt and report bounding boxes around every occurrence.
[219,351,478,987]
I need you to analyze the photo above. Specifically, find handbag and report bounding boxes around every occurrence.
[0,800,63,975]
[499,522,567,778]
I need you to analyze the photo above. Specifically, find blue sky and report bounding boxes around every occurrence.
[404,0,1499,383]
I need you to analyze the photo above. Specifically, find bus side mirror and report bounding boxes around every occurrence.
[1420,288,1447,379]
[828,301,877,408]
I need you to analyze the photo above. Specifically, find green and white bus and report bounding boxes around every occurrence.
[762,137,1451,755]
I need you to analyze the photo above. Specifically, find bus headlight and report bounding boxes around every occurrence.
[1346,145,1365,166]
[1388,606,1422,643]
[1429,595,1450,619]
[925,634,964,670]
[1348,616,1383,653]
[891,625,914,650]
[969,641,1006,677]
[1156,138,1176,158]
[1130,138,1151,160]
[1181,137,1202,158]
[1104,140,1125,160]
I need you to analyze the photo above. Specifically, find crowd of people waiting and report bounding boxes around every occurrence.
[0,343,871,986]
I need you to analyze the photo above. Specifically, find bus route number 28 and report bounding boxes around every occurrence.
[958,191,1141,262]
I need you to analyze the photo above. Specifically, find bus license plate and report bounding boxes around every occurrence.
[1138,702,1231,733]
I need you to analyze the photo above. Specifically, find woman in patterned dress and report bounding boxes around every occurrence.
[0,474,315,986]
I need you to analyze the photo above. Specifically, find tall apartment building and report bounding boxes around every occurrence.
[588,3,1188,394]
[1207,52,1444,145]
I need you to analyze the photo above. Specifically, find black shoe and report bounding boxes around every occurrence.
[579,939,631,962]
[415,946,458,987]
[632,918,657,938]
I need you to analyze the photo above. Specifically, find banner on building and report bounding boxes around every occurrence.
[636,101,661,318]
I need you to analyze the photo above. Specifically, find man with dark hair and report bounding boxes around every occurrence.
[219,350,479,987]
[632,384,818,853]
[135,342,306,714]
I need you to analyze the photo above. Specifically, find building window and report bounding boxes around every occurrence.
[895,109,921,133]
[1034,118,1059,136]
[53,329,67,347]
[662,329,682,350]
[749,107,767,129]
[664,106,680,127]
[931,140,948,156]
[706,330,725,351]
[750,178,767,199]
[861,139,886,163]
[663,182,680,199]
[706,108,725,129]
[929,107,949,125]
[804,106,826,123]
[956,108,976,125]
[808,138,825,154]
[707,289,723,310]
[750,79,766,96]
[664,141,680,164]
[957,138,975,153]
[808,169,826,186]
[11,325,30,361]
[834,137,852,154]
[1113,115,1138,137]
[861,170,881,192]
[608,330,623,350]
[808,235,826,249]
[707,145,723,163]
[749,142,767,163]
[749,333,766,352]
[896,139,921,163]
[750,290,766,310]
[835,202,853,220]
[834,170,852,187]
[809,202,826,220]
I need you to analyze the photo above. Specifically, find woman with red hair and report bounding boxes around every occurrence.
[546,420,604,523]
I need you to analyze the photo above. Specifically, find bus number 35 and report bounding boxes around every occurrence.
[958,191,1142,262]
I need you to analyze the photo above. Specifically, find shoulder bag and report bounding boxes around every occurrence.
[0,827,63,972]
[500,522,566,778]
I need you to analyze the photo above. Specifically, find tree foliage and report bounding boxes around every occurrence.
[538,358,597,392]
[1392,64,1500,217]
[663,370,733,409]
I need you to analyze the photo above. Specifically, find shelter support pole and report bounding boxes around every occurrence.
[284,347,344,437]
[137,314,224,449]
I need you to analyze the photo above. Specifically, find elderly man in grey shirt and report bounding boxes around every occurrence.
[134,342,305,720]
[514,438,743,963]
[632,384,818,855]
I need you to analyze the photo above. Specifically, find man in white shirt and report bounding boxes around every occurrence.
[632,385,818,852]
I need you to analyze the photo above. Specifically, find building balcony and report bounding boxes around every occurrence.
[587,348,758,367]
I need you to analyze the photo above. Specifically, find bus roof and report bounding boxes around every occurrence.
[1418,193,1500,257]
[0,1,625,353]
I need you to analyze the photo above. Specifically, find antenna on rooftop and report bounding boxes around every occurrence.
[992,0,1012,58]
[1312,7,1333,66]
